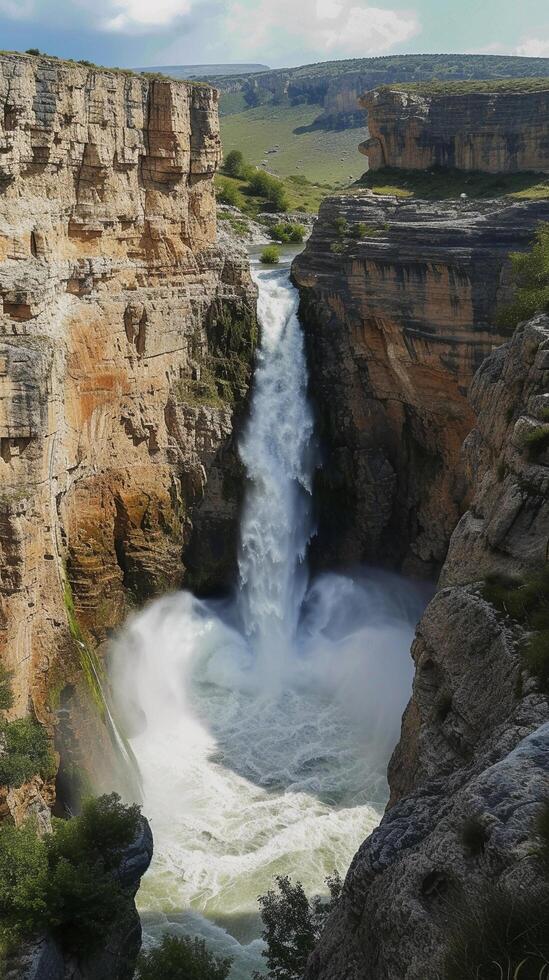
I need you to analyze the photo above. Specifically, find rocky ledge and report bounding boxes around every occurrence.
[360,84,549,173]
[293,192,549,576]
[306,314,549,980]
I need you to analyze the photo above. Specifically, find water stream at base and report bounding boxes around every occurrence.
[111,253,426,978]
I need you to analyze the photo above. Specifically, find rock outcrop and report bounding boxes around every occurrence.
[0,53,256,792]
[293,193,549,576]
[361,84,549,173]
[305,314,549,980]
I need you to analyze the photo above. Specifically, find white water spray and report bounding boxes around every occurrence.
[111,257,426,978]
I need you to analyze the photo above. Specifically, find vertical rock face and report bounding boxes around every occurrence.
[305,315,549,980]
[0,54,257,786]
[361,85,549,173]
[293,194,549,576]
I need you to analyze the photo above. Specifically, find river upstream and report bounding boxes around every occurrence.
[111,250,426,977]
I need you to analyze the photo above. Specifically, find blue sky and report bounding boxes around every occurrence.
[0,0,548,69]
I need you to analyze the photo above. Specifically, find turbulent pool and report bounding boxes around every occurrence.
[111,255,425,978]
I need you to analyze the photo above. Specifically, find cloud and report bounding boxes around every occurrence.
[103,0,192,32]
[514,36,549,57]
[223,0,420,62]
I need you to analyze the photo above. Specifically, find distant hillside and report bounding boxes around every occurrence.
[137,63,269,80]
[209,53,549,129]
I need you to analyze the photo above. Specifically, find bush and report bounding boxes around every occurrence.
[332,216,349,237]
[0,665,13,712]
[216,179,244,208]
[0,794,141,952]
[270,222,306,244]
[0,717,56,788]
[482,568,549,691]
[523,426,549,460]
[444,887,549,980]
[25,48,41,56]
[247,171,288,211]
[136,935,232,980]
[253,872,342,980]
[223,149,245,179]
[496,223,549,332]
[261,245,281,264]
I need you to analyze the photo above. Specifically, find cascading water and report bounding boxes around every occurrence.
[111,253,427,978]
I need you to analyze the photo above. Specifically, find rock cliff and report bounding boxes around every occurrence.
[0,53,257,795]
[361,84,549,173]
[293,193,549,576]
[306,314,549,980]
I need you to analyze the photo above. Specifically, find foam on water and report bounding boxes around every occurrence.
[111,259,426,978]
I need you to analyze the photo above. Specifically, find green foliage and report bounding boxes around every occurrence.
[136,935,232,980]
[330,242,345,254]
[254,872,342,980]
[248,171,288,211]
[25,48,41,56]
[358,166,549,202]
[482,568,549,691]
[443,887,549,980]
[223,149,246,178]
[0,794,140,952]
[261,245,281,264]
[216,179,244,208]
[523,426,549,460]
[496,223,549,332]
[388,76,549,97]
[0,665,14,712]
[270,222,306,244]
[0,717,55,788]
[333,216,349,237]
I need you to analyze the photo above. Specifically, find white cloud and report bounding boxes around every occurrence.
[103,0,192,31]
[224,0,420,61]
[514,37,549,57]
[0,0,35,18]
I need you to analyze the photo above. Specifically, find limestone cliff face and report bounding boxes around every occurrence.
[306,315,549,980]
[293,193,549,576]
[361,85,549,173]
[0,53,256,790]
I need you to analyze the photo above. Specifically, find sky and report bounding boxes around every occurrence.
[0,0,548,70]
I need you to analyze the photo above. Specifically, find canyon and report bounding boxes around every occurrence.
[0,47,548,980]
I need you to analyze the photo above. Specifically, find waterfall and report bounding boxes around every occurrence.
[110,254,426,978]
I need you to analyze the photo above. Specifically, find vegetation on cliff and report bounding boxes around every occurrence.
[136,935,232,980]
[253,872,342,980]
[384,76,549,97]
[357,167,549,201]
[0,670,55,789]
[0,794,141,955]
[482,567,549,690]
[497,222,549,331]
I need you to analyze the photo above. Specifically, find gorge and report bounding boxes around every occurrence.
[0,48,548,980]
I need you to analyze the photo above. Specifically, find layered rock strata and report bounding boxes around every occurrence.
[293,193,549,576]
[361,85,549,172]
[306,314,549,980]
[0,53,257,791]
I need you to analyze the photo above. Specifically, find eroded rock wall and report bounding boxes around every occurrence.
[361,85,549,172]
[0,53,256,789]
[293,193,549,576]
[305,315,549,980]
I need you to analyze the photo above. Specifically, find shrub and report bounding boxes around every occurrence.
[253,872,342,980]
[261,245,281,264]
[482,568,549,691]
[0,794,141,952]
[496,223,549,332]
[443,887,549,980]
[271,222,306,244]
[333,216,349,237]
[523,426,549,460]
[0,717,56,788]
[247,171,288,211]
[0,665,13,712]
[136,935,232,980]
[216,179,244,209]
[521,630,549,690]
[223,149,246,179]
[25,48,41,56]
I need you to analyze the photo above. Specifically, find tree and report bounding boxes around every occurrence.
[216,179,244,208]
[136,935,232,980]
[254,872,342,980]
[223,149,245,178]
[247,171,288,212]
[497,222,549,333]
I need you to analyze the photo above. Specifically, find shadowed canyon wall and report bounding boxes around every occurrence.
[305,313,549,980]
[293,193,549,577]
[0,53,257,803]
[361,85,549,173]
